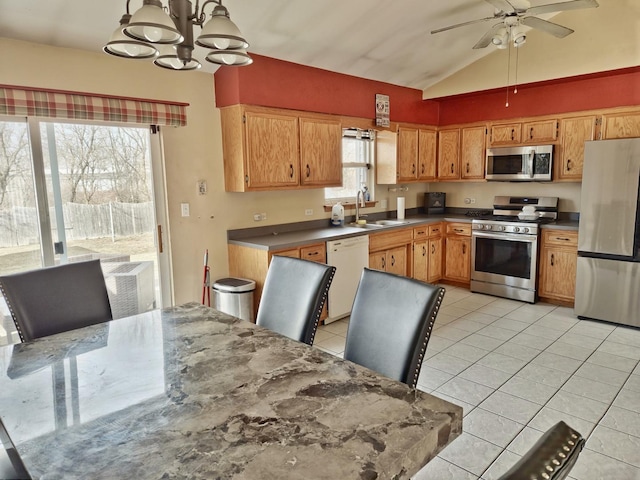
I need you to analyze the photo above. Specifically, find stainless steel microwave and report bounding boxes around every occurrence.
[486,145,553,181]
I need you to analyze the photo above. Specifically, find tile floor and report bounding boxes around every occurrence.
[313,285,640,480]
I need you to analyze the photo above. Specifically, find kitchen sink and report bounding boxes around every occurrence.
[348,222,385,229]
[375,219,411,226]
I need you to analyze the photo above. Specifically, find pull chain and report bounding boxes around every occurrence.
[514,44,519,94]
[505,30,511,107]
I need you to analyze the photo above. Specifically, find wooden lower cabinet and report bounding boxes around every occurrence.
[413,223,443,284]
[369,229,412,276]
[228,241,328,320]
[428,237,443,284]
[538,229,578,304]
[444,222,471,284]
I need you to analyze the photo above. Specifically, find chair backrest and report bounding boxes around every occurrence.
[343,268,445,388]
[498,421,584,480]
[256,256,335,345]
[0,260,113,342]
[0,418,31,479]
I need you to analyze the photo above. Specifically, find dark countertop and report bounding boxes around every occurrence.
[0,303,462,480]
[228,214,579,251]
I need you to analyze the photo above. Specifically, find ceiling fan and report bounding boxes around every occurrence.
[431,0,599,49]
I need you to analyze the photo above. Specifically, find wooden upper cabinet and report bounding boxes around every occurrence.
[418,129,437,181]
[557,115,597,181]
[397,127,419,182]
[601,111,640,139]
[489,123,522,146]
[245,111,300,189]
[523,119,558,143]
[460,126,486,179]
[299,116,342,187]
[438,129,460,179]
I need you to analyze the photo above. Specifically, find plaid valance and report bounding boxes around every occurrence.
[0,85,188,127]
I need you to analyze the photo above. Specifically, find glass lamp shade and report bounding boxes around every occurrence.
[104,23,158,59]
[196,6,249,50]
[205,48,253,66]
[491,28,508,49]
[154,46,201,70]
[124,0,183,44]
[512,27,526,47]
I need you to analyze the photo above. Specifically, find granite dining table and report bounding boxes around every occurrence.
[0,303,462,479]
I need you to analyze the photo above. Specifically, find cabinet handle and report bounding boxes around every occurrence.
[412,163,416,175]
[511,129,515,140]
[306,164,310,178]
[529,127,534,139]
[454,228,464,233]
[382,256,386,269]
[421,163,425,174]
[422,246,426,257]
[431,244,435,254]
[555,237,571,242]
[550,253,555,266]
[306,251,319,257]
[567,159,572,171]
[391,255,396,266]
[462,244,466,255]
[466,163,470,173]
[451,163,454,174]
[289,164,294,178]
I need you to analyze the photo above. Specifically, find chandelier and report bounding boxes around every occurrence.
[104,0,252,71]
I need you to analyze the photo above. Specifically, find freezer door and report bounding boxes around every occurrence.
[575,256,640,327]
[578,139,640,257]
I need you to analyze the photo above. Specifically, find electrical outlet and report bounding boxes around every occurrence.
[305,209,313,216]
[470,198,476,204]
[464,198,471,204]
[381,199,388,209]
[261,212,267,220]
[181,203,190,217]
[253,213,262,221]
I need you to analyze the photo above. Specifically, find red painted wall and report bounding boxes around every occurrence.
[214,54,640,127]
[214,54,440,125]
[433,67,640,125]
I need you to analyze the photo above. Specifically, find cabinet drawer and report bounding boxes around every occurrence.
[428,223,443,236]
[446,223,471,236]
[300,243,327,263]
[542,230,578,247]
[370,228,413,251]
[413,226,428,239]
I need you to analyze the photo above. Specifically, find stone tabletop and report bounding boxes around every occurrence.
[0,303,462,479]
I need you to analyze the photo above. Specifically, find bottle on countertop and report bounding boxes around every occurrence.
[330,202,344,226]
[362,184,370,202]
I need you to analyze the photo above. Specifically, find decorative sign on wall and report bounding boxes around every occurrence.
[375,94,390,127]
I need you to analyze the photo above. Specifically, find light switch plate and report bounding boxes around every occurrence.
[181,203,190,217]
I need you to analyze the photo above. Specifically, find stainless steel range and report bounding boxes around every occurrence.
[470,196,558,303]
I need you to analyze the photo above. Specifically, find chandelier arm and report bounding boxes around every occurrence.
[195,0,223,24]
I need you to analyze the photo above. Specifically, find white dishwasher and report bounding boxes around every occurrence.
[326,235,369,323]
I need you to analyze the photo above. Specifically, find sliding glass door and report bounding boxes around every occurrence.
[0,117,171,343]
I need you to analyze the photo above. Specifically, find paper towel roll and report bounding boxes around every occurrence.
[397,197,405,220]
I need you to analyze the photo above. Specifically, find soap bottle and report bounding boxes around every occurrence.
[331,202,344,226]
[362,185,370,202]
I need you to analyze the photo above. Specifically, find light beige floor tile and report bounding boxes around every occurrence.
[438,432,503,477]
[412,457,479,480]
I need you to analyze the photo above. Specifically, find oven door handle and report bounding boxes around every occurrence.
[472,231,538,242]
[528,148,536,178]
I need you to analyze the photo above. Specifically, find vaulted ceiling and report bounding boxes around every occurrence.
[0,0,637,98]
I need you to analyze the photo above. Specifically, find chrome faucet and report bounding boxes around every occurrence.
[355,190,367,222]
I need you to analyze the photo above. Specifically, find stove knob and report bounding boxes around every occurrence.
[499,225,505,231]
[523,227,530,233]
[514,227,520,233]
[486,225,492,230]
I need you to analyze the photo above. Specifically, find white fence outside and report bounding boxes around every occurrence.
[0,202,154,247]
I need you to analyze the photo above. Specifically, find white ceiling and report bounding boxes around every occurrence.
[0,0,631,95]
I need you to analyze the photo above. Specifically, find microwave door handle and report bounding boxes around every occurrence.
[528,149,536,178]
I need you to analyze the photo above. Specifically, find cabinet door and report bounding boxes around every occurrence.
[490,123,522,146]
[300,243,327,263]
[369,252,386,272]
[245,111,299,188]
[427,237,443,284]
[538,247,577,302]
[557,116,596,181]
[386,246,407,276]
[413,240,428,282]
[445,236,470,282]
[601,112,640,139]
[418,129,437,181]
[523,119,558,143]
[461,126,486,179]
[299,117,342,187]
[438,129,460,179]
[397,127,419,181]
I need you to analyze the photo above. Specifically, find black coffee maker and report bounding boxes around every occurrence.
[424,192,445,214]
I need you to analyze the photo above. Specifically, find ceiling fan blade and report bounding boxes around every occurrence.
[527,0,599,16]
[431,15,498,34]
[484,0,517,13]
[473,23,506,49]
[521,16,575,37]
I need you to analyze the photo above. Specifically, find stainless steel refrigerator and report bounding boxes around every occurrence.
[575,138,640,327]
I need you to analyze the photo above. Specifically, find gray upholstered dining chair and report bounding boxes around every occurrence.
[0,417,31,479]
[498,421,585,480]
[0,260,113,342]
[343,268,445,388]
[256,256,335,345]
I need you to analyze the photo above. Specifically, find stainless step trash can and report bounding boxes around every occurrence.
[212,277,256,322]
